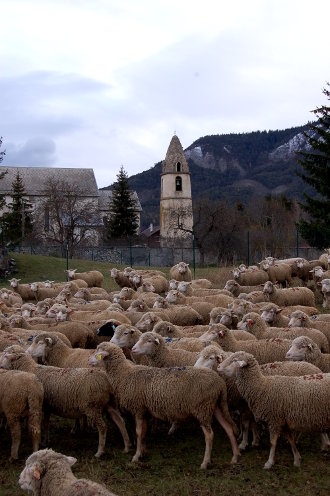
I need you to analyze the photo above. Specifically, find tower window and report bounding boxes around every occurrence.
[176,162,181,172]
[176,176,182,191]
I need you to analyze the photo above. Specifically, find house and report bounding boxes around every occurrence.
[0,166,141,244]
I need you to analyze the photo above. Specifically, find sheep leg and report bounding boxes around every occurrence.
[285,430,301,467]
[168,421,180,435]
[132,415,147,463]
[251,419,260,447]
[106,405,131,453]
[238,415,250,450]
[320,433,330,451]
[42,410,51,446]
[7,416,21,460]
[264,430,280,469]
[87,412,107,458]
[214,406,241,463]
[200,425,214,469]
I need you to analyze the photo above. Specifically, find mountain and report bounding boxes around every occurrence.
[105,125,314,229]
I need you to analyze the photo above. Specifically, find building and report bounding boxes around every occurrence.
[0,166,141,244]
[160,135,193,247]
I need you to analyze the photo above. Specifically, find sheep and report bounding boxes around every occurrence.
[238,290,268,304]
[263,281,315,307]
[169,262,192,282]
[218,309,257,341]
[0,368,43,460]
[131,332,199,366]
[318,278,330,308]
[156,306,204,326]
[232,268,268,286]
[217,350,330,468]
[133,274,169,294]
[294,258,322,283]
[0,288,23,306]
[2,345,130,457]
[191,278,213,289]
[165,289,233,315]
[224,280,262,297]
[288,310,330,345]
[26,333,95,368]
[29,282,62,302]
[237,312,329,353]
[0,330,26,350]
[286,336,330,372]
[201,324,293,364]
[309,265,330,282]
[19,448,118,496]
[227,300,263,319]
[89,342,240,469]
[260,303,290,327]
[57,306,131,325]
[178,281,230,297]
[259,262,292,286]
[8,278,36,301]
[34,299,55,316]
[109,268,131,288]
[152,296,169,309]
[319,249,330,270]
[66,269,103,288]
[73,287,111,302]
[152,321,207,338]
[20,302,36,319]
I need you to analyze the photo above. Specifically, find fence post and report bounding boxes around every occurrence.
[148,251,151,266]
[247,230,250,266]
[66,240,69,281]
[129,239,133,267]
[192,233,196,280]
[296,230,299,257]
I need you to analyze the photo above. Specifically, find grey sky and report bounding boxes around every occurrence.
[1,0,329,188]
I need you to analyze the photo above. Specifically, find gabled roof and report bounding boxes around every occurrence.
[0,167,99,197]
[98,189,142,212]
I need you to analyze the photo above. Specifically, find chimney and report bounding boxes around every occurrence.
[149,223,153,232]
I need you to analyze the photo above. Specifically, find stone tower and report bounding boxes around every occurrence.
[160,135,193,247]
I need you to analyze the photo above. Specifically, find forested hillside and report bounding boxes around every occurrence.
[104,124,314,229]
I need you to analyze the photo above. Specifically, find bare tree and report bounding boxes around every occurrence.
[33,177,100,257]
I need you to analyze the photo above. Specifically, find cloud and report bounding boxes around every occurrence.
[3,137,57,167]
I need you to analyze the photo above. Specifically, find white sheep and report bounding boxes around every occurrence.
[263,281,315,307]
[9,278,36,301]
[66,269,103,288]
[218,350,330,468]
[286,336,330,372]
[19,448,119,495]
[89,342,240,469]
[232,268,268,286]
[169,262,192,282]
[288,310,330,346]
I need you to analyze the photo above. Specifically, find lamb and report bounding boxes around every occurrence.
[286,336,330,372]
[66,269,103,288]
[2,345,130,458]
[263,281,315,307]
[232,267,268,286]
[218,350,330,468]
[0,368,43,460]
[169,262,192,282]
[19,448,118,496]
[201,324,293,364]
[224,280,262,297]
[89,342,240,469]
[288,310,330,345]
[9,278,36,301]
[26,333,95,368]
[237,312,329,353]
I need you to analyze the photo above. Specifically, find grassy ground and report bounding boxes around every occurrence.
[0,253,329,494]
[0,417,328,496]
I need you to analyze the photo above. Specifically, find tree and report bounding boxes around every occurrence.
[296,84,330,249]
[1,170,33,246]
[0,137,7,212]
[33,177,100,258]
[106,166,138,239]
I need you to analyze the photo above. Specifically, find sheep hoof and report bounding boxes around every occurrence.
[200,462,208,470]
[231,454,240,464]
[94,451,104,458]
[238,441,248,450]
[264,461,273,470]
[131,455,140,463]
[123,446,131,453]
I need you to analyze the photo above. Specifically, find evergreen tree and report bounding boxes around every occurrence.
[296,84,330,249]
[1,170,33,246]
[0,137,7,211]
[106,166,138,239]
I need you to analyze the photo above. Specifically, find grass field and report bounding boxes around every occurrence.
[0,253,329,495]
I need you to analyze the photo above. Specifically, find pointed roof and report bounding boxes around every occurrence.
[162,135,190,174]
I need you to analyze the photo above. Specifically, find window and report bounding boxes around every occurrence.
[176,162,181,172]
[176,176,182,191]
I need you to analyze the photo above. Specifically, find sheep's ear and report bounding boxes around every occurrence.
[216,354,223,363]
[307,343,313,351]
[276,308,283,313]
[33,468,41,480]
[45,337,53,347]
[154,338,160,345]
[237,359,247,368]
[65,456,77,466]
[302,315,307,321]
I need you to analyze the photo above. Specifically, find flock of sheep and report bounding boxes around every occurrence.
[0,255,330,494]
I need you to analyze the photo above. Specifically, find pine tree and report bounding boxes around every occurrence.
[296,84,330,249]
[106,166,139,239]
[1,170,33,246]
[0,137,7,211]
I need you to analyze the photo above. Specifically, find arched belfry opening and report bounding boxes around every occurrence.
[176,162,181,172]
[175,176,182,191]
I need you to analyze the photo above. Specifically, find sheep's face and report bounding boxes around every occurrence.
[74,289,86,299]
[177,281,191,293]
[165,290,181,304]
[194,350,222,371]
[1,349,24,369]
[288,312,306,328]
[261,307,277,324]
[311,266,324,279]
[35,303,49,315]
[66,269,76,280]
[209,311,221,324]
[44,281,54,288]
[142,281,155,293]
[237,315,255,332]
[26,336,53,359]
[131,332,160,356]
[217,351,252,377]
[224,280,236,293]
[320,279,330,294]
[0,290,9,300]
[153,298,167,309]
[286,338,314,361]
[130,274,142,286]
[135,314,157,332]
[111,327,138,348]
[178,262,188,275]
[169,279,178,290]
[29,283,39,293]
[9,316,23,327]
[295,259,306,269]
[153,323,177,337]
[55,309,69,322]
[263,281,273,294]
[200,326,224,342]
[21,305,35,319]
[9,278,20,288]
[238,264,247,272]
[232,269,240,279]
[119,287,133,298]
[110,268,119,278]
[219,312,233,327]
[265,257,275,265]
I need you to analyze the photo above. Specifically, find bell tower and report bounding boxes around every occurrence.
[160,135,193,246]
